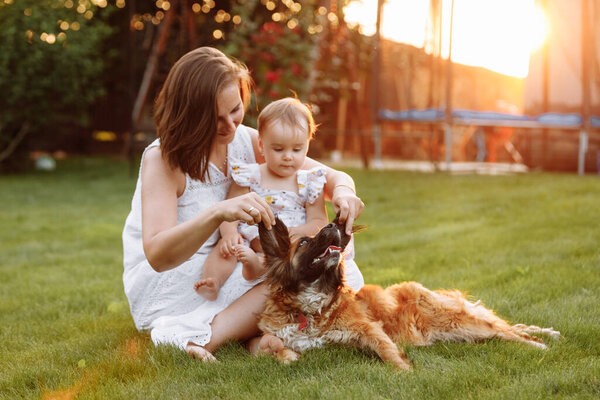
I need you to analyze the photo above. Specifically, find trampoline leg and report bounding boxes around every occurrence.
[578,130,588,175]
[445,123,453,169]
[373,123,383,170]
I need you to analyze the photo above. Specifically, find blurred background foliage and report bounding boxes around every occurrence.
[0,0,372,171]
[0,0,116,171]
[219,0,325,126]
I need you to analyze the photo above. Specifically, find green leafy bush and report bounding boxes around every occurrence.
[219,0,325,126]
[0,0,114,169]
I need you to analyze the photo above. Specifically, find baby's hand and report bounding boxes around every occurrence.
[219,233,242,258]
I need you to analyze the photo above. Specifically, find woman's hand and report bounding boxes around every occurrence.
[216,192,275,229]
[332,186,365,235]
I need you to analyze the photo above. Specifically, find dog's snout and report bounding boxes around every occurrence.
[326,223,336,229]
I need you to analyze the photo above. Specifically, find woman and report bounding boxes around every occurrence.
[122,47,364,360]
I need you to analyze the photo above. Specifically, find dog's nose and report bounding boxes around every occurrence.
[326,223,336,229]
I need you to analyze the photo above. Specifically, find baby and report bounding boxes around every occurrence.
[195,97,328,300]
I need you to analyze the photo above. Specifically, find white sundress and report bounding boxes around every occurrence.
[230,162,364,291]
[122,125,260,349]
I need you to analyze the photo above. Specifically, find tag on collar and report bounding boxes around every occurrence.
[298,312,309,331]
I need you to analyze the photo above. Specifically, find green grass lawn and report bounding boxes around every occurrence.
[1,157,599,399]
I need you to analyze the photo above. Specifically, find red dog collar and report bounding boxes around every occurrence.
[298,312,309,331]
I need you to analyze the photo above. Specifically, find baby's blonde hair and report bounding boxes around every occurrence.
[257,97,316,140]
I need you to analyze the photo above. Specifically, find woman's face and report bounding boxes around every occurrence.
[215,83,244,145]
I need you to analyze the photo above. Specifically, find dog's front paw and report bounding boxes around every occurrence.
[394,358,412,371]
[276,348,300,364]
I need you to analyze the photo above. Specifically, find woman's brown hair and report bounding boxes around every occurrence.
[154,47,252,181]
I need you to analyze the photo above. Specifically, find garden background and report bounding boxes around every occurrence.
[1,0,599,398]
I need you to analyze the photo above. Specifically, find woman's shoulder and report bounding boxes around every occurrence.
[230,124,257,164]
[142,146,186,195]
[232,124,256,146]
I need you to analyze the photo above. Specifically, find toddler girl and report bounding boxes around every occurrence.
[194,97,362,300]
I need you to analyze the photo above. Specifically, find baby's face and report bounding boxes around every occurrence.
[260,121,309,178]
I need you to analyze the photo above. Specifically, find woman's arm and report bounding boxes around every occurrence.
[141,147,274,272]
[288,191,328,242]
[249,129,364,235]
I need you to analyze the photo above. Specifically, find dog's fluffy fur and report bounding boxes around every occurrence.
[257,218,560,370]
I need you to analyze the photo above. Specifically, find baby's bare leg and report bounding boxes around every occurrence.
[195,242,237,301]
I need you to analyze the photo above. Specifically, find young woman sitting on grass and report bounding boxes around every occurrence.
[122,47,364,361]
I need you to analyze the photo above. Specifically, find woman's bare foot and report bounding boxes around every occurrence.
[258,334,284,355]
[194,278,219,301]
[185,342,217,362]
[235,245,265,280]
[254,334,299,363]
[246,336,263,355]
[246,334,285,356]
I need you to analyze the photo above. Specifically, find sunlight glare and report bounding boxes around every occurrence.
[343,0,548,78]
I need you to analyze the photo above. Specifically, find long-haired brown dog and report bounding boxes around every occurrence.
[257,217,560,370]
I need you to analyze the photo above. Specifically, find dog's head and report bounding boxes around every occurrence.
[258,215,355,293]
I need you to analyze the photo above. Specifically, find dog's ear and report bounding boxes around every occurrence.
[258,217,290,259]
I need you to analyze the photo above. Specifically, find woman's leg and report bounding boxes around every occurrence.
[186,282,268,357]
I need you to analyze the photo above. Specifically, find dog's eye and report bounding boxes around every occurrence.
[298,239,309,247]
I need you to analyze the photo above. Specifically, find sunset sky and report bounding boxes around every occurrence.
[343,0,548,78]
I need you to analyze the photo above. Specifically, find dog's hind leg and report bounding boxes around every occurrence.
[512,324,561,340]
[406,287,555,349]
[440,299,558,349]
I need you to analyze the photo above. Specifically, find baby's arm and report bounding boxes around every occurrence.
[288,191,327,242]
[218,182,251,257]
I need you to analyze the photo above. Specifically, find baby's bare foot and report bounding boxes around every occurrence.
[185,343,217,362]
[235,246,265,280]
[194,278,219,301]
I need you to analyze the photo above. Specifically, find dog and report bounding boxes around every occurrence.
[257,217,560,370]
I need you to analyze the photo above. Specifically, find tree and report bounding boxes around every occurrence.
[0,0,115,170]
[218,0,326,126]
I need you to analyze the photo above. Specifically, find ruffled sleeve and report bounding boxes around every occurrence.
[230,162,261,188]
[297,167,327,204]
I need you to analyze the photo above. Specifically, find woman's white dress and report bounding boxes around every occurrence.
[122,126,363,350]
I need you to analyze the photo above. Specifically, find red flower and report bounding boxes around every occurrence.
[265,70,280,83]
[268,90,279,99]
[291,62,302,75]
[261,22,283,35]
[259,51,274,63]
